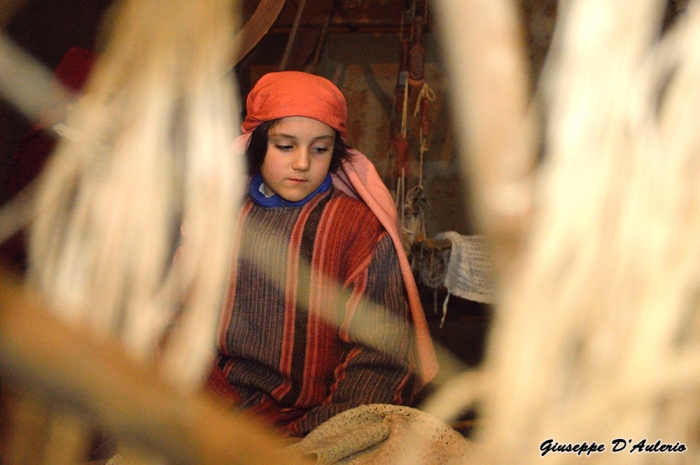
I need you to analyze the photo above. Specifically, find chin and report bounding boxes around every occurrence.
[280,192,307,202]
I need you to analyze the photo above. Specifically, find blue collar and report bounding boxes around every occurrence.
[248,173,333,207]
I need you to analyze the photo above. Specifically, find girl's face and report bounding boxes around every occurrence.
[260,116,335,202]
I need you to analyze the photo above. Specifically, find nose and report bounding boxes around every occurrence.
[291,148,310,171]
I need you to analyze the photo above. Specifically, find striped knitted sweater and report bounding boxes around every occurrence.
[209,187,416,437]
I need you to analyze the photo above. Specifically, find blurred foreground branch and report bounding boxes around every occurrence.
[0,265,312,465]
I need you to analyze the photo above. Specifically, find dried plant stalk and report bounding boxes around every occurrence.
[433,0,537,285]
[435,0,700,464]
[13,1,243,462]
[0,267,313,465]
[29,0,242,392]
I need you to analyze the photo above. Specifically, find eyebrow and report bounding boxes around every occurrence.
[269,133,335,142]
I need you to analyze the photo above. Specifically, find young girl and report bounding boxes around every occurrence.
[208,71,438,437]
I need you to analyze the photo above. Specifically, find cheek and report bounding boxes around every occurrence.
[261,146,274,169]
[263,146,283,164]
[260,152,280,181]
[315,156,332,176]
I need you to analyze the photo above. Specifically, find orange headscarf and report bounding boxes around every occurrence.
[236,71,438,387]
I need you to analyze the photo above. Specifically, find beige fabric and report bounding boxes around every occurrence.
[435,232,494,305]
[289,404,472,465]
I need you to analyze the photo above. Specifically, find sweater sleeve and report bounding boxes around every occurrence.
[289,233,416,436]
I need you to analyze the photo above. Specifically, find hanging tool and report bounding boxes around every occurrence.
[280,0,309,71]
[306,0,341,74]
[391,38,410,134]
[408,14,426,88]
[394,132,410,181]
[391,15,411,182]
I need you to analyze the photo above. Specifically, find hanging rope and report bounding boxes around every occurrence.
[401,79,410,138]
[413,82,436,117]
[413,82,436,187]
[392,11,434,260]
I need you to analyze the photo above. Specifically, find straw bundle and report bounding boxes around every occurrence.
[28,0,242,392]
[433,0,700,463]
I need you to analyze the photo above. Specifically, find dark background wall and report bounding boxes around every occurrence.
[0,0,688,231]
[0,0,113,201]
[0,0,561,239]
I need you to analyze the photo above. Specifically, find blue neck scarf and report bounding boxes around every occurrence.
[248,173,333,207]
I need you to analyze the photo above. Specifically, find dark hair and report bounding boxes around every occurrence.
[245,118,353,176]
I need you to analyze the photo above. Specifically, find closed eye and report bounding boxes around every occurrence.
[312,147,330,155]
[275,144,293,152]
